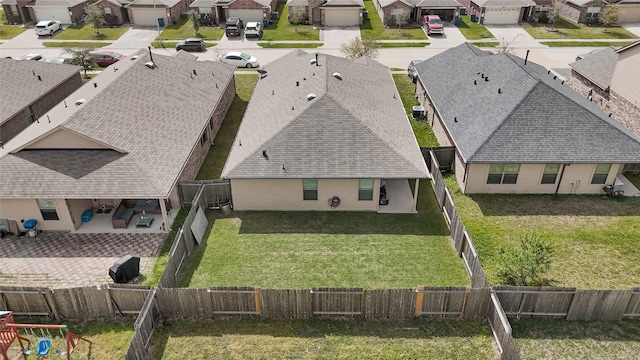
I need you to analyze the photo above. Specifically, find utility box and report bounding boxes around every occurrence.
[412,105,426,120]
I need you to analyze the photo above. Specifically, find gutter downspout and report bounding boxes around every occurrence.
[555,164,569,195]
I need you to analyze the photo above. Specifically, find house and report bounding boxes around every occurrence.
[93,0,132,26]
[558,0,608,24]
[374,0,463,26]
[125,0,191,27]
[221,50,429,212]
[568,40,640,139]
[1,0,89,24]
[614,0,640,23]
[0,50,236,232]
[467,0,535,24]
[0,58,82,145]
[413,42,640,195]
[285,0,364,26]
[190,0,277,26]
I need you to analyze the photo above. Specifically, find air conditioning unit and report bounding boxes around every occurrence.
[412,105,426,120]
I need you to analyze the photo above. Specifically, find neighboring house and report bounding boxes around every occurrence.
[568,40,640,139]
[374,0,463,26]
[558,0,608,24]
[468,0,536,24]
[286,0,309,22]
[413,42,640,195]
[221,50,429,212]
[614,0,640,23]
[0,58,82,145]
[0,0,28,23]
[190,0,277,25]
[13,0,89,24]
[0,51,236,232]
[287,0,364,26]
[93,0,132,25]
[125,0,190,26]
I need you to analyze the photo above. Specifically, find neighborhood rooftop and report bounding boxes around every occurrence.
[569,47,618,90]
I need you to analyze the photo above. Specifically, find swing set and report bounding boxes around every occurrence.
[0,311,92,360]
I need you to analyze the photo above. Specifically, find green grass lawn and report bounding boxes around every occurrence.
[262,4,320,41]
[361,0,427,40]
[258,42,322,48]
[0,25,27,39]
[393,74,439,147]
[541,41,635,47]
[513,319,640,360]
[196,74,258,180]
[525,17,638,39]
[380,41,430,48]
[143,206,190,286]
[456,16,494,40]
[151,318,496,359]
[445,175,640,289]
[623,172,640,192]
[158,19,224,41]
[471,41,500,47]
[52,23,127,40]
[42,41,110,48]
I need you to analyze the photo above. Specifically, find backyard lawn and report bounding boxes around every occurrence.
[513,319,640,359]
[158,19,223,41]
[445,176,640,289]
[456,16,494,40]
[52,23,127,40]
[150,318,497,359]
[393,74,439,147]
[262,4,320,41]
[525,18,638,39]
[0,25,27,39]
[361,0,427,40]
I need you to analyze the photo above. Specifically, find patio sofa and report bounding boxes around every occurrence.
[111,199,163,228]
[112,204,135,228]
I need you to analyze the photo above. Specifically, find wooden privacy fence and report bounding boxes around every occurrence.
[125,288,160,360]
[495,286,640,321]
[487,291,521,360]
[178,179,232,207]
[421,146,455,172]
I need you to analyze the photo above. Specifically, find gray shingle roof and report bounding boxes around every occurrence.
[569,47,617,90]
[0,53,236,198]
[321,0,365,7]
[222,50,429,179]
[472,0,534,6]
[25,0,87,7]
[0,58,80,125]
[415,0,462,7]
[126,0,181,8]
[415,43,640,164]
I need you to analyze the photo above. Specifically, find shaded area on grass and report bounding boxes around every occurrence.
[151,318,495,359]
[456,16,494,40]
[361,0,427,40]
[624,172,640,191]
[258,42,322,48]
[0,25,27,39]
[52,23,127,40]
[541,40,635,47]
[43,41,110,48]
[158,18,224,41]
[513,318,640,360]
[525,18,638,39]
[393,74,439,147]
[262,3,320,41]
[143,206,190,286]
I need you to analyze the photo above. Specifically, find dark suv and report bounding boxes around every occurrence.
[225,17,243,37]
[175,38,206,52]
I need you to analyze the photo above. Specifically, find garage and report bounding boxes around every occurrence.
[228,9,264,23]
[617,5,640,23]
[129,8,167,26]
[482,7,521,24]
[32,7,72,24]
[323,8,361,26]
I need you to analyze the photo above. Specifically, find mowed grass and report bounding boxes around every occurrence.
[52,23,127,40]
[158,19,224,41]
[258,42,323,48]
[513,319,640,359]
[393,74,439,147]
[0,25,27,39]
[361,0,427,40]
[457,16,494,40]
[541,41,635,47]
[445,175,640,289]
[525,17,638,39]
[150,318,496,359]
[196,74,258,180]
[262,4,319,41]
[43,41,110,48]
[380,41,430,48]
[180,179,468,289]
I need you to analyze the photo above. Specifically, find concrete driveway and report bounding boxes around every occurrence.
[427,24,466,49]
[622,23,640,37]
[107,26,161,50]
[320,26,360,50]
[483,24,544,49]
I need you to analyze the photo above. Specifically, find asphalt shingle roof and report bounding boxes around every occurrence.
[222,50,429,179]
[472,0,534,6]
[415,43,640,164]
[25,0,87,7]
[569,47,617,90]
[0,59,80,125]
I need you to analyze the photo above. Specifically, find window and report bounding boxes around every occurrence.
[591,164,610,184]
[104,7,112,15]
[586,7,600,19]
[541,164,560,184]
[358,179,374,200]
[24,106,35,123]
[37,199,59,220]
[200,130,208,146]
[487,164,520,184]
[303,179,317,200]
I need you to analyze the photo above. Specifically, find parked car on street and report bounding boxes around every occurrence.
[35,20,61,36]
[575,49,602,61]
[218,52,259,68]
[17,53,46,61]
[49,56,74,64]
[423,15,444,35]
[245,21,263,39]
[92,51,125,67]
[175,38,206,52]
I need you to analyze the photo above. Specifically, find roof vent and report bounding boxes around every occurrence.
[498,88,502,94]
[307,93,316,101]
[37,75,42,81]
[144,61,155,69]
[474,80,477,85]
[484,76,489,82]
[454,117,458,123]
[588,96,593,101]
[75,98,86,106]
[131,55,138,60]
[296,81,299,86]
[310,58,317,65]
[332,72,342,80]
[262,150,269,160]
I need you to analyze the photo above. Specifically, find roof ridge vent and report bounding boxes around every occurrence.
[332,72,342,80]
[307,93,316,101]
[310,58,317,65]
[144,61,155,69]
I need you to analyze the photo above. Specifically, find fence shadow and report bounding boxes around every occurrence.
[510,318,640,341]
[174,214,217,287]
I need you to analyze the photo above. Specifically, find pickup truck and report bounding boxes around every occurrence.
[422,15,444,36]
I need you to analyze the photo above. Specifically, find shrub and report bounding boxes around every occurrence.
[497,234,554,286]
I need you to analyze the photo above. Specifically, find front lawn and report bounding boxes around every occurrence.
[393,74,439,147]
[261,4,320,41]
[0,25,27,39]
[445,176,640,289]
[525,17,638,39]
[456,16,494,40]
[158,19,224,41]
[258,42,322,48]
[471,41,500,47]
[541,41,635,47]
[513,319,640,360]
[43,41,110,48]
[361,0,427,40]
[52,23,127,40]
[151,318,495,359]
[380,41,430,48]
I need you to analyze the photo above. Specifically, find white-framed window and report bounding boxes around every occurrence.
[487,164,520,184]
[199,7,212,14]
[591,164,610,184]
[586,7,601,19]
[541,164,560,184]
[358,179,374,200]
[37,199,59,221]
[104,7,112,15]
[303,179,318,200]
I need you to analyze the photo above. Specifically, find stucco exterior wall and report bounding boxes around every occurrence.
[231,178,381,211]
[67,198,93,230]
[0,198,74,231]
[26,129,110,149]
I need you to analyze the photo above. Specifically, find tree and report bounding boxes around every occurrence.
[189,11,200,36]
[599,5,619,32]
[549,0,567,30]
[496,234,554,286]
[288,7,307,32]
[340,37,379,59]
[496,35,519,54]
[391,12,407,31]
[83,3,106,35]
[64,47,96,79]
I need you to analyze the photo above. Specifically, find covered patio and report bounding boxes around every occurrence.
[378,179,418,214]
[73,205,177,233]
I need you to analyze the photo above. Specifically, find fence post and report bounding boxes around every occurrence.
[255,287,261,316]
[414,286,424,317]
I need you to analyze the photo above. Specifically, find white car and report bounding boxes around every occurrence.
[35,20,61,36]
[218,52,259,68]
[17,53,46,62]
[245,22,263,39]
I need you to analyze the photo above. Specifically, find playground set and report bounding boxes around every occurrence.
[0,311,92,360]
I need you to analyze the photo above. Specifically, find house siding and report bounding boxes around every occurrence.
[609,89,640,138]
[67,198,93,230]
[0,198,74,231]
[380,1,413,26]
[416,80,454,147]
[26,129,110,149]
[69,2,86,24]
[231,178,380,211]
[560,0,606,24]
[96,0,127,25]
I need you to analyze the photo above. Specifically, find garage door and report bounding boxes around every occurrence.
[483,7,520,24]
[618,5,640,23]
[130,8,167,27]
[33,7,72,24]
[228,9,264,23]
[323,8,360,26]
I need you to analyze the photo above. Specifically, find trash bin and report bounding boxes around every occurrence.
[263,19,269,28]
[218,200,232,215]
[157,18,165,27]
[455,17,461,26]
[363,10,368,20]
[81,209,93,223]
[470,13,477,22]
